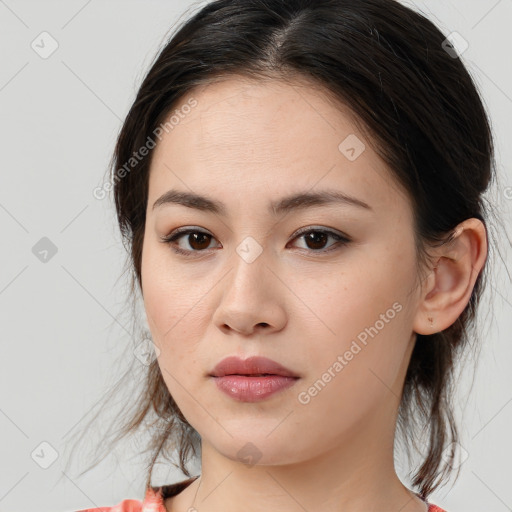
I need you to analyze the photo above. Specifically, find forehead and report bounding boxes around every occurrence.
[158,76,365,163]
[148,76,410,217]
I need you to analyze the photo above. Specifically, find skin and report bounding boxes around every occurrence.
[140,75,487,512]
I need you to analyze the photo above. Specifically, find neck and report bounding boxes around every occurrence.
[167,411,428,512]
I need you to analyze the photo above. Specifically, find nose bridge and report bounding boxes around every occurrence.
[225,235,268,298]
[218,231,279,317]
[212,234,288,334]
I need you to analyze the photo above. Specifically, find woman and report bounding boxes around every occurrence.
[71,0,498,510]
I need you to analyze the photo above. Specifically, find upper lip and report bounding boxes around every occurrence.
[210,356,299,378]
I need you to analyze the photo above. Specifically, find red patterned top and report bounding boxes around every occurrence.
[76,477,447,512]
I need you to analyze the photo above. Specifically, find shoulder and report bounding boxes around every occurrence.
[74,497,144,512]
[428,504,448,512]
[73,477,197,512]
[75,486,165,512]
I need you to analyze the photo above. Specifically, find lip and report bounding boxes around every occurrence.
[210,356,298,378]
[209,356,300,402]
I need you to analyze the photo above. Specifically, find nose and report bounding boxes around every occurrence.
[212,245,287,336]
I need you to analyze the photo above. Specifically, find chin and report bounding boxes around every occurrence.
[205,431,310,467]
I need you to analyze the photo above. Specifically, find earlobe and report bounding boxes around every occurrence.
[412,219,488,335]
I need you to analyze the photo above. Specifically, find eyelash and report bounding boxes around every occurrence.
[159,226,351,258]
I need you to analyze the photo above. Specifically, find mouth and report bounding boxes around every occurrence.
[210,374,299,402]
[213,373,296,378]
[209,356,300,402]
[209,355,299,378]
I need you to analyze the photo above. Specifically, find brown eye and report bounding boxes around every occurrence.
[161,226,351,257]
[289,228,351,253]
[160,228,220,255]
[186,232,213,250]
[303,231,329,250]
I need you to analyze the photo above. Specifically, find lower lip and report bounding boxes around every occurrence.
[212,375,299,402]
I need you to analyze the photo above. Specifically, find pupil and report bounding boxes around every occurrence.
[306,232,327,250]
[190,233,210,250]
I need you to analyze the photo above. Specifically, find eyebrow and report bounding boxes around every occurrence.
[152,189,373,215]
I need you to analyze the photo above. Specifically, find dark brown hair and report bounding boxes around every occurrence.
[64,0,508,501]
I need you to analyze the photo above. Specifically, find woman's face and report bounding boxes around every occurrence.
[141,76,425,465]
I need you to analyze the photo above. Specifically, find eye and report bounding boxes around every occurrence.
[160,226,351,257]
[287,227,351,253]
[160,227,220,256]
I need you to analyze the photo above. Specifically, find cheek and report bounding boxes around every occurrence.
[290,277,412,443]
[140,241,219,404]
[141,245,192,368]
[291,257,401,335]
[291,253,415,384]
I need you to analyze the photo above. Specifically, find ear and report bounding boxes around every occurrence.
[413,218,488,335]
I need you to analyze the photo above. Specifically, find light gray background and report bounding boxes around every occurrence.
[0,1,511,511]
